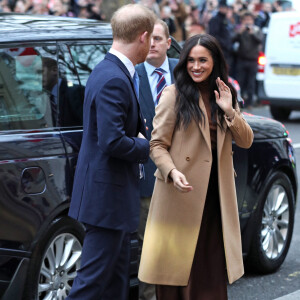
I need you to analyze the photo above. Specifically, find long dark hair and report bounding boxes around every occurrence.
[173,34,237,130]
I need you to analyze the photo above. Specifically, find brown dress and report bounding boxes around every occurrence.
[156,84,228,300]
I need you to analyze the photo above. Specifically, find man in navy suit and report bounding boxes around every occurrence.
[67,4,156,300]
[135,19,178,300]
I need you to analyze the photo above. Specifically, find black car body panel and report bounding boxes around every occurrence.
[0,13,297,299]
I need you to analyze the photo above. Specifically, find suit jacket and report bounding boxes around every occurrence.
[69,52,149,232]
[138,85,254,285]
[58,79,84,127]
[136,58,178,197]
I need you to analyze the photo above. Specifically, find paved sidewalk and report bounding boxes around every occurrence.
[274,290,300,300]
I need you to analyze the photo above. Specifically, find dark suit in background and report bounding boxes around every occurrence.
[136,58,178,198]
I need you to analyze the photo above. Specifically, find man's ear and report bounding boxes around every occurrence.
[140,31,149,43]
[167,37,172,49]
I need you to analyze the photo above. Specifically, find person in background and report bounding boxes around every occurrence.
[160,4,176,35]
[50,0,75,16]
[186,21,206,38]
[208,0,232,71]
[141,0,161,17]
[160,0,188,43]
[14,0,26,12]
[138,33,253,300]
[232,11,262,108]
[136,18,178,300]
[67,4,156,300]
[255,2,273,28]
[199,0,218,29]
[31,0,49,14]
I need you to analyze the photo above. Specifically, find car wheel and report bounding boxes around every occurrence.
[270,106,291,121]
[246,171,295,273]
[23,216,85,300]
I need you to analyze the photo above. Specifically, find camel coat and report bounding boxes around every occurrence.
[138,85,254,286]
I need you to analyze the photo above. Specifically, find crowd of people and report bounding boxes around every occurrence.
[0,0,294,32]
[0,0,295,106]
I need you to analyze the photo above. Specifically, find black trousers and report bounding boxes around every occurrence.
[236,58,258,107]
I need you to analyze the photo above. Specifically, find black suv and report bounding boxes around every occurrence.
[0,13,297,300]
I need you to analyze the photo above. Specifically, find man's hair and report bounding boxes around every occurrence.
[241,11,255,21]
[156,19,170,39]
[111,4,156,43]
[42,57,57,69]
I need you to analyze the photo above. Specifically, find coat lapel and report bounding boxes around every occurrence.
[105,52,140,103]
[105,53,146,135]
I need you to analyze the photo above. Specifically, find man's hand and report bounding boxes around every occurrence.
[170,169,193,193]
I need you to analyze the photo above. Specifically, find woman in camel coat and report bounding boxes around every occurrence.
[138,34,254,299]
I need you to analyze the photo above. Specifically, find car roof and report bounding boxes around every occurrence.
[0,13,112,44]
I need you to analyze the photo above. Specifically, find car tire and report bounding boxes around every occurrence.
[23,216,85,300]
[246,171,295,274]
[270,106,291,121]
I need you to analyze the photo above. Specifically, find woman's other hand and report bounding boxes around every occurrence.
[170,169,193,193]
[214,77,235,119]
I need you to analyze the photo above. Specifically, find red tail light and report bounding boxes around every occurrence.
[258,52,266,73]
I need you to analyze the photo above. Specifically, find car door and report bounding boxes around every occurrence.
[0,44,70,253]
[57,41,111,188]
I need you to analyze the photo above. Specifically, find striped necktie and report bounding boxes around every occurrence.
[154,68,167,106]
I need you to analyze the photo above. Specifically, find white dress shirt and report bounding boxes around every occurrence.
[109,48,135,78]
[144,57,172,104]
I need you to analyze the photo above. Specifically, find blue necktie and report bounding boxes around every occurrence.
[154,68,167,106]
[133,71,144,179]
[133,71,139,99]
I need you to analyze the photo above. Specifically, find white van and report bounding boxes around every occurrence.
[257,11,300,120]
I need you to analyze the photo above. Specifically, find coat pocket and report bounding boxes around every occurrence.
[93,169,125,186]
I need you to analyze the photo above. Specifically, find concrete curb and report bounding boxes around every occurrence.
[274,290,300,300]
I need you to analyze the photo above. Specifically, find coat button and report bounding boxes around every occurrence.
[186,157,190,161]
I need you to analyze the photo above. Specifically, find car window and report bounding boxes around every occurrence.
[0,46,57,130]
[57,42,111,128]
[55,41,179,129]
[68,43,111,86]
[57,44,85,127]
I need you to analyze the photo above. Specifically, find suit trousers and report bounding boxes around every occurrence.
[67,224,131,300]
[138,197,156,300]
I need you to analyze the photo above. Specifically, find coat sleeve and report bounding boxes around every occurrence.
[224,104,254,149]
[150,85,177,182]
[96,77,149,163]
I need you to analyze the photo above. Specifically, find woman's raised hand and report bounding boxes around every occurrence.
[214,77,235,119]
[170,169,193,193]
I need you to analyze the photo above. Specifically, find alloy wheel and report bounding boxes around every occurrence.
[37,233,82,299]
[261,184,289,259]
